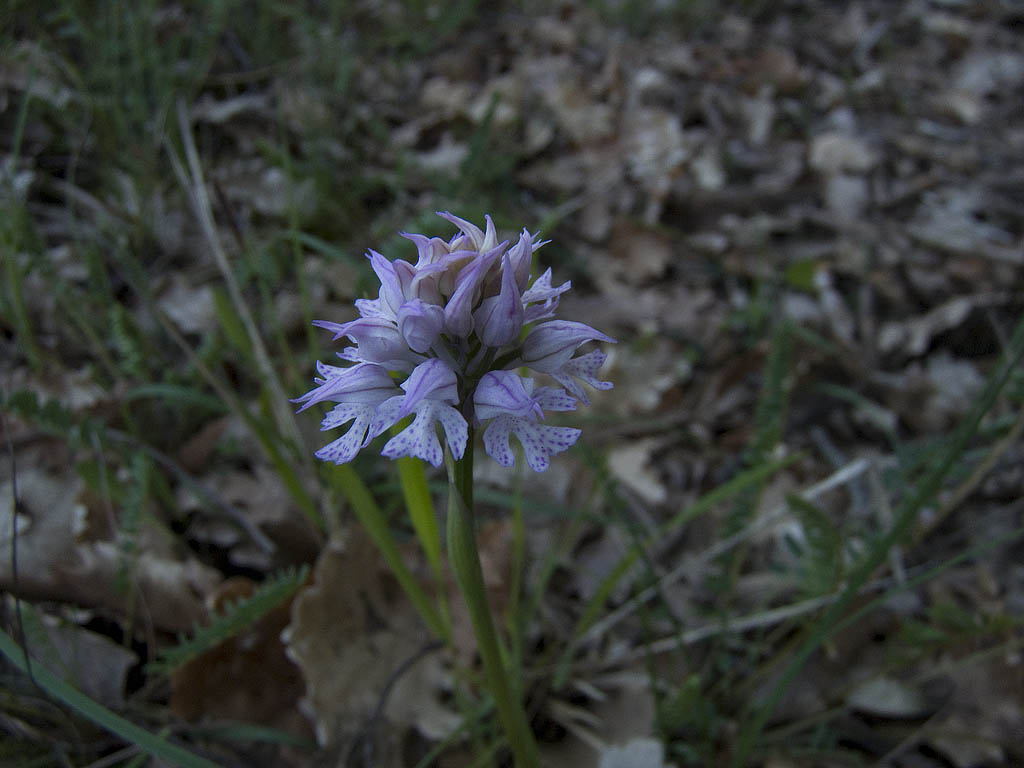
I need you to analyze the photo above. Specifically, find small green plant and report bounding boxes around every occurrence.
[149,565,309,675]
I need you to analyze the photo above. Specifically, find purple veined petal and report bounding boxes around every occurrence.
[474,371,544,421]
[397,298,445,354]
[521,320,617,373]
[355,298,389,319]
[437,211,498,252]
[292,362,398,412]
[314,402,377,464]
[368,250,403,318]
[521,267,572,323]
[408,261,447,305]
[482,415,581,472]
[382,400,468,467]
[443,243,505,338]
[549,349,614,405]
[506,230,535,292]
[434,249,479,298]
[398,358,459,417]
[521,268,571,306]
[315,316,422,370]
[401,232,450,268]
[474,253,524,348]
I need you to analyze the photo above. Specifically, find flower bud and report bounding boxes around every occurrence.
[474,254,524,348]
[521,320,616,372]
[443,244,504,338]
[397,298,445,354]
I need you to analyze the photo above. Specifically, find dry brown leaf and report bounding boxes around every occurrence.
[25,607,138,709]
[0,468,219,633]
[283,529,453,758]
[169,575,313,756]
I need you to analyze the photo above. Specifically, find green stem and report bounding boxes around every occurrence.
[447,428,541,767]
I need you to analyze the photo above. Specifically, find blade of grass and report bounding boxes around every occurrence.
[121,384,227,414]
[2,63,43,372]
[558,452,801,677]
[168,99,305,455]
[396,456,443,577]
[155,309,320,526]
[731,310,1024,767]
[188,722,316,750]
[331,464,448,641]
[0,626,223,768]
[585,455,863,650]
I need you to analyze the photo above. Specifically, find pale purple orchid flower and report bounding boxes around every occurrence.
[475,371,580,472]
[295,212,615,471]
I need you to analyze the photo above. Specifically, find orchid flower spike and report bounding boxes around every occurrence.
[294,212,615,470]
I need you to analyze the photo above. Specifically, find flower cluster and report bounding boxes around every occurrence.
[294,212,615,472]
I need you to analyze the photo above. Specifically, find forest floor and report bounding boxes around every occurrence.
[2,1,1024,766]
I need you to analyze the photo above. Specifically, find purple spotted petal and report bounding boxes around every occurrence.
[292,363,397,412]
[399,358,459,417]
[482,415,580,472]
[549,349,614,405]
[522,268,571,323]
[474,371,543,421]
[298,211,613,472]
[314,403,377,464]
[366,395,405,443]
[482,415,516,467]
[535,386,578,412]
[382,401,468,466]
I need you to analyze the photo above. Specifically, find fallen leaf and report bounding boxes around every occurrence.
[170,575,313,755]
[0,469,219,633]
[283,530,454,756]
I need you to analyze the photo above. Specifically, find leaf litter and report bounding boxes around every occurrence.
[3,0,1024,765]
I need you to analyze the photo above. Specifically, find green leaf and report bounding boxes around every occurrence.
[331,464,448,640]
[397,456,443,577]
[0,624,223,768]
[122,384,226,414]
[786,493,842,597]
[149,566,309,675]
[731,308,1024,766]
[212,286,252,360]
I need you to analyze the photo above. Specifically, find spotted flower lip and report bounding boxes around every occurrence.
[296,212,615,471]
